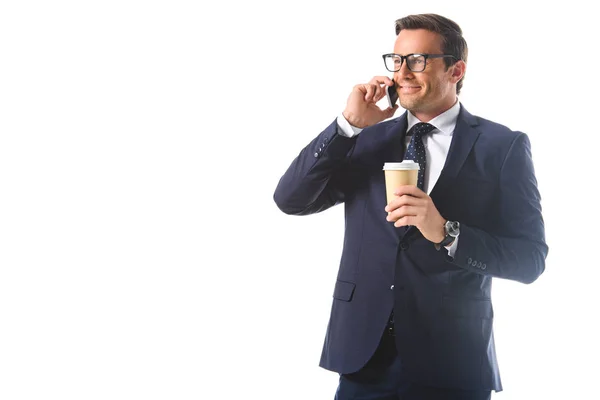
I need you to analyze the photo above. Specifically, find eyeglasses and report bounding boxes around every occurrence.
[382,53,457,73]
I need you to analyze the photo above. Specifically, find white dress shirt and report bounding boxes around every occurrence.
[335,99,461,256]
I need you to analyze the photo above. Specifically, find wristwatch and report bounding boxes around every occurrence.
[435,220,460,251]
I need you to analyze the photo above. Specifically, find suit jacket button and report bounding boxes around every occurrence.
[314,152,319,157]
[468,257,472,265]
[482,263,487,270]
[400,242,409,250]
[390,285,394,290]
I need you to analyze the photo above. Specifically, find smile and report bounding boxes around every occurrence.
[400,86,421,94]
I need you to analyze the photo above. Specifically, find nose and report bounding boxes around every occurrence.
[396,59,414,80]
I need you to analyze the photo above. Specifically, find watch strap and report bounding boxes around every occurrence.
[435,221,458,251]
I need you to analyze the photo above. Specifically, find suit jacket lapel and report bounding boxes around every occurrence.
[384,113,408,162]
[370,114,409,242]
[429,106,480,200]
[401,105,481,239]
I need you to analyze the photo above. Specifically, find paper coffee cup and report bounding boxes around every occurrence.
[383,161,419,204]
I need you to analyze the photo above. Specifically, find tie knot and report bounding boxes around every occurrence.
[408,122,436,137]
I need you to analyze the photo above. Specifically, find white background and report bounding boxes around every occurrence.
[0,1,598,399]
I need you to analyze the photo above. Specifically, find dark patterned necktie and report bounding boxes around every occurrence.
[404,122,436,190]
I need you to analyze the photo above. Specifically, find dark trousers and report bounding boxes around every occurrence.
[334,323,491,400]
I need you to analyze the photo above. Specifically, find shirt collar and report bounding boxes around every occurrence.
[406,98,461,136]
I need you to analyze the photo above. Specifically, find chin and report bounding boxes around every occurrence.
[399,98,421,112]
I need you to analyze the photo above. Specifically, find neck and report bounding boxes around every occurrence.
[412,97,457,122]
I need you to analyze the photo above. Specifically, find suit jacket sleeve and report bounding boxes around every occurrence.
[451,132,548,284]
[273,119,357,215]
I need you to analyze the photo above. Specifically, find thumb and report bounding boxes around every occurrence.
[383,104,399,118]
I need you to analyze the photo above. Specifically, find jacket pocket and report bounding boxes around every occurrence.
[441,295,493,319]
[333,280,356,302]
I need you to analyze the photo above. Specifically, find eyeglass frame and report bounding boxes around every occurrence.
[381,53,458,72]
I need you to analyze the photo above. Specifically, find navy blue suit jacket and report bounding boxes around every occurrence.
[273,105,548,391]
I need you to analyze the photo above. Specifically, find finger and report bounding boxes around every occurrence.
[369,76,395,87]
[364,84,376,102]
[394,216,413,228]
[382,104,399,118]
[374,85,387,102]
[370,84,382,102]
[353,84,368,98]
[371,79,393,102]
[385,194,419,212]
[386,205,419,222]
[385,195,407,212]
[394,184,425,197]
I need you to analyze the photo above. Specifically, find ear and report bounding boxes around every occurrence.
[449,60,466,84]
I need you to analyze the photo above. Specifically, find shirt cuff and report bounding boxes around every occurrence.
[336,114,363,138]
[446,236,459,258]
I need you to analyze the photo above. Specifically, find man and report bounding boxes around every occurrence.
[273,13,547,400]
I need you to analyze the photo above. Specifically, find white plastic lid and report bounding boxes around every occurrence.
[383,160,420,170]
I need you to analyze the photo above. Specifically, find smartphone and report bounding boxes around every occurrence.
[386,81,398,108]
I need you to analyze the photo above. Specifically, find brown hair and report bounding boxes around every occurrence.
[395,14,468,95]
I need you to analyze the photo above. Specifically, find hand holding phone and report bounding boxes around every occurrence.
[342,76,398,128]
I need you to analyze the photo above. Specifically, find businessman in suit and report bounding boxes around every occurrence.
[273,13,547,399]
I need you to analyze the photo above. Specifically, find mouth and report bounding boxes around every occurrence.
[399,85,421,94]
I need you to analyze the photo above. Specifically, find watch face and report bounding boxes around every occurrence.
[446,221,460,237]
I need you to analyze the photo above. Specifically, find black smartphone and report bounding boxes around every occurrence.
[386,81,398,108]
